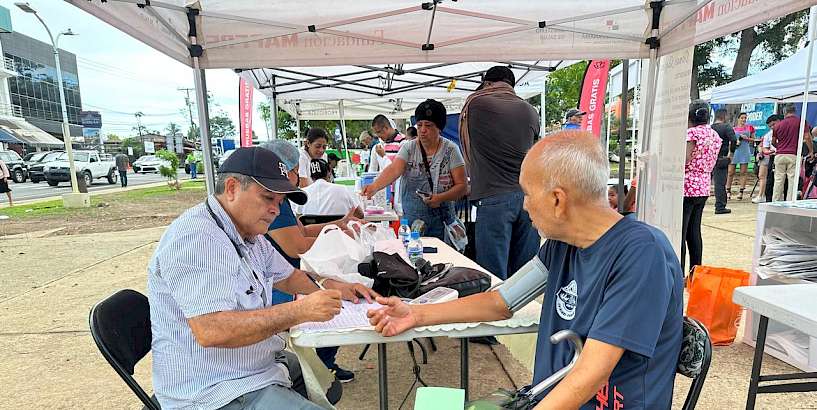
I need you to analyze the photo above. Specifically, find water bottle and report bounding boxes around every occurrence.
[407,232,424,266]
[398,218,411,247]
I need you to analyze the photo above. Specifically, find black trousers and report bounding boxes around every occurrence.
[681,196,708,274]
[765,155,775,202]
[712,159,729,211]
[119,170,128,187]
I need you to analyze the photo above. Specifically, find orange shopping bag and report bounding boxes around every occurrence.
[685,266,750,346]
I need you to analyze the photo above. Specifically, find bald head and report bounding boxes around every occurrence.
[521,131,609,205]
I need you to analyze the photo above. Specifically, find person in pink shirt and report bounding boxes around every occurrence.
[683,101,723,276]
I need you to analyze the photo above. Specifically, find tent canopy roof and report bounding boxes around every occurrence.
[0,117,65,146]
[710,45,817,104]
[67,0,816,69]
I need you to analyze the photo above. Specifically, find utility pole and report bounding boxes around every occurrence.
[134,111,144,139]
[178,87,196,136]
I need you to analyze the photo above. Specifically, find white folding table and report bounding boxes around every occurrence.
[733,284,817,409]
[290,237,541,410]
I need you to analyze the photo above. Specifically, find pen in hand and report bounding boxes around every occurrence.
[308,275,344,309]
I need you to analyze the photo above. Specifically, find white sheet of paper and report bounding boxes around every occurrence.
[294,300,383,333]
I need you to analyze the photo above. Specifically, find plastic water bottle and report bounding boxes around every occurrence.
[407,232,424,266]
[398,218,411,247]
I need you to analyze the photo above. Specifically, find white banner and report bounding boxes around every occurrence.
[640,48,693,259]
[144,140,156,154]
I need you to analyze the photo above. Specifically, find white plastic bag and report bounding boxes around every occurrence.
[347,221,396,254]
[299,224,372,287]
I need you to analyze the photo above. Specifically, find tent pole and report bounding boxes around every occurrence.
[605,95,612,166]
[630,60,641,182]
[338,100,353,177]
[617,59,629,213]
[193,66,215,194]
[269,95,278,140]
[636,51,660,221]
[540,79,547,136]
[295,102,301,140]
[794,5,817,201]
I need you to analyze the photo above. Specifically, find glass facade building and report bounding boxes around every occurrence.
[1,31,82,137]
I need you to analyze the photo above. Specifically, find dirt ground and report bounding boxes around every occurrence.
[0,181,207,237]
[1,189,816,409]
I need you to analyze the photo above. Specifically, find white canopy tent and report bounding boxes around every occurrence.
[66,0,817,240]
[710,45,817,103]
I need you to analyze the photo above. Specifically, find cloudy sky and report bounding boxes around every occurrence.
[4,0,268,139]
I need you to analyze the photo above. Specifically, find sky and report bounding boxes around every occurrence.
[3,0,269,139]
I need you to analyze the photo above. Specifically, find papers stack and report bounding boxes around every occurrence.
[758,228,817,281]
[294,300,382,333]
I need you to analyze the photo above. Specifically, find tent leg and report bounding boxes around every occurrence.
[636,51,660,221]
[338,100,353,177]
[794,5,817,200]
[269,95,278,140]
[193,65,216,194]
[540,81,547,137]
[617,59,629,213]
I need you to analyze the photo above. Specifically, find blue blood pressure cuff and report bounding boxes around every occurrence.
[497,255,549,312]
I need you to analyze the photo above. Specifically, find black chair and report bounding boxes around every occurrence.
[299,214,345,225]
[89,289,160,410]
[677,316,713,410]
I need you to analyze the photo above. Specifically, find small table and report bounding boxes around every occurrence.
[291,238,541,410]
[732,284,817,410]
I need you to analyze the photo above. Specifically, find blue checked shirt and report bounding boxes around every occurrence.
[148,196,295,409]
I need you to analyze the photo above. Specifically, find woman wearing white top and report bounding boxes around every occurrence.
[295,159,362,216]
[298,128,329,187]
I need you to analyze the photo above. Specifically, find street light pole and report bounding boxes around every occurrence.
[16,3,82,196]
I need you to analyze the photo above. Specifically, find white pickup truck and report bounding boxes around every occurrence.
[43,151,118,187]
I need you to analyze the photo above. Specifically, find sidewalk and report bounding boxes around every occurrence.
[1,199,814,409]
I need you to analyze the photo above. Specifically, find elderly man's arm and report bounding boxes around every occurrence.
[187,290,341,348]
[534,339,624,410]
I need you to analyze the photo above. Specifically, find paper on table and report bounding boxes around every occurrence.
[294,300,382,333]
[414,387,465,410]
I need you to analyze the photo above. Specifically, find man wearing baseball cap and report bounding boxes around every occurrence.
[147,146,377,409]
[563,108,586,130]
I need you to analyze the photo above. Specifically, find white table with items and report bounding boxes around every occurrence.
[290,237,541,410]
[733,284,817,409]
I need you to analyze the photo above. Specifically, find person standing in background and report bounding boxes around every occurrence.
[727,112,756,201]
[753,115,780,204]
[710,109,737,214]
[683,101,722,276]
[114,149,130,188]
[460,66,541,281]
[562,108,586,130]
[368,115,403,173]
[186,152,198,180]
[298,128,329,187]
[772,105,814,201]
[0,158,12,207]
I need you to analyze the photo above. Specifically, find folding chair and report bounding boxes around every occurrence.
[89,289,160,410]
[677,316,713,410]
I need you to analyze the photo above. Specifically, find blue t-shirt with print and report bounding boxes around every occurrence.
[532,216,683,410]
[267,199,299,304]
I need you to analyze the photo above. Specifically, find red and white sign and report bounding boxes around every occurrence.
[239,78,254,147]
[579,60,611,138]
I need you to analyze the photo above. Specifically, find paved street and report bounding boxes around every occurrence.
[7,171,186,202]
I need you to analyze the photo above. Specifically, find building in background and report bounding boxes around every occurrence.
[0,5,64,154]
[2,30,83,139]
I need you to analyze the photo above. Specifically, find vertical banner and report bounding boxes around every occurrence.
[640,48,694,259]
[239,78,254,147]
[579,60,611,138]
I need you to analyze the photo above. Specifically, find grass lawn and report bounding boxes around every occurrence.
[0,180,206,219]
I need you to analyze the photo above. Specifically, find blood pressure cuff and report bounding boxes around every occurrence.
[497,255,549,313]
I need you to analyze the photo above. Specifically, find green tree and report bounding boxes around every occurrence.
[105,133,121,142]
[187,123,200,140]
[121,137,145,160]
[155,149,181,189]
[210,111,236,140]
[165,122,182,137]
[527,61,588,129]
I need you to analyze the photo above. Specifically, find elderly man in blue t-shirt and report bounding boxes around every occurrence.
[367,130,683,409]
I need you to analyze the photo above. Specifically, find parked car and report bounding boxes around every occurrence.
[0,150,28,183]
[25,151,64,183]
[133,155,171,173]
[44,150,118,187]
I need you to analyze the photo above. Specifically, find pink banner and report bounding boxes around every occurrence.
[579,60,610,138]
[239,78,254,147]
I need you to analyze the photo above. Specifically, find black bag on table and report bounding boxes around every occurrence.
[358,252,491,299]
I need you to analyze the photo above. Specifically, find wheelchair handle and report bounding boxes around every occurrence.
[526,330,584,398]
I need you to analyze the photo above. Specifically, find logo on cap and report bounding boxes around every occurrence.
[279,162,288,176]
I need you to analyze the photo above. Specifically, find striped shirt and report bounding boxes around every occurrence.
[148,195,295,410]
